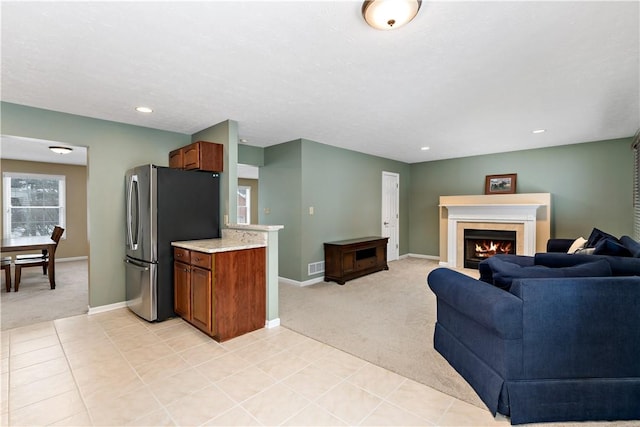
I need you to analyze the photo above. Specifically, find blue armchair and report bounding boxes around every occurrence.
[427,267,640,425]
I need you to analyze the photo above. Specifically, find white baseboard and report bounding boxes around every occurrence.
[279,276,325,287]
[55,256,88,263]
[280,255,442,286]
[88,301,127,315]
[406,253,440,261]
[265,318,281,328]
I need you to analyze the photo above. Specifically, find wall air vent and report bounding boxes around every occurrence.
[308,261,325,276]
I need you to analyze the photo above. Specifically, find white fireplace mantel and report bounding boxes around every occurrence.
[440,203,543,268]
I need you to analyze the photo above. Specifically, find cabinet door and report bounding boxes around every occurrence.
[342,251,355,273]
[183,143,200,170]
[174,261,191,319]
[169,148,184,169]
[215,248,265,341]
[191,265,213,334]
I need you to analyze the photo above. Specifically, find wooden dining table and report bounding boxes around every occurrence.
[1,236,57,290]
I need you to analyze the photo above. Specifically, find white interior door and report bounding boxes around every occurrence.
[382,171,399,261]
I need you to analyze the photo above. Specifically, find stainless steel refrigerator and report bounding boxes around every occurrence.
[125,164,220,321]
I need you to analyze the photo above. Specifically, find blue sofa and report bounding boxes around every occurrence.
[427,263,640,424]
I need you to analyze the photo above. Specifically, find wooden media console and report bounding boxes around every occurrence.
[324,236,389,285]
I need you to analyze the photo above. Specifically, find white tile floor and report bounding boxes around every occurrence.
[1,308,510,426]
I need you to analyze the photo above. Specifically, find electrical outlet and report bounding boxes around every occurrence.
[264,207,271,215]
[309,206,314,215]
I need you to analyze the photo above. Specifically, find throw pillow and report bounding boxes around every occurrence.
[567,237,587,254]
[585,228,619,248]
[491,258,612,291]
[593,237,632,257]
[620,235,640,258]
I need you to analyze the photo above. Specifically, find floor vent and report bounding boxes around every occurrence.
[308,261,325,275]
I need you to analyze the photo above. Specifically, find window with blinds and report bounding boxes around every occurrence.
[633,129,640,240]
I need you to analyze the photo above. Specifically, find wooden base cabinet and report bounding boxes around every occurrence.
[173,246,266,341]
[173,258,191,319]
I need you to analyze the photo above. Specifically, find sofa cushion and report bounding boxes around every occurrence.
[620,235,640,258]
[478,254,535,284]
[593,237,632,257]
[490,258,612,291]
[586,228,619,248]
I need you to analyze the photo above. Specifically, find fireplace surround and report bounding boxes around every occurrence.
[439,193,551,269]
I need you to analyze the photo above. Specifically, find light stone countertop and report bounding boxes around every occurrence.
[171,238,266,253]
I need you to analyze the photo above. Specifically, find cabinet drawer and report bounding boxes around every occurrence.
[174,247,190,263]
[355,257,377,270]
[191,251,212,269]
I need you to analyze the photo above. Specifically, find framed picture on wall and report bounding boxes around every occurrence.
[485,173,517,194]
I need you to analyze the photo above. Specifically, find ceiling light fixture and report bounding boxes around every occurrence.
[532,129,546,134]
[49,146,73,154]
[421,146,430,151]
[135,106,153,113]
[362,0,422,30]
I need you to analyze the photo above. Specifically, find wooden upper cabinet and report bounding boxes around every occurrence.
[169,148,183,169]
[169,141,223,172]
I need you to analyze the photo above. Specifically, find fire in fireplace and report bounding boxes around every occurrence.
[464,229,516,269]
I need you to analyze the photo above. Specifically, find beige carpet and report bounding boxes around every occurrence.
[279,257,485,409]
[1,259,88,330]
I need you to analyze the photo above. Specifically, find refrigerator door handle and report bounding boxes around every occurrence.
[127,174,139,250]
[124,258,150,271]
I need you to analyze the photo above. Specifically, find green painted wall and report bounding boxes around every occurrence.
[1,102,190,308]
[192,121,238,224]
[259,141,302,280]
[238,144,264,167]
[260,139,410,282]
[409,137,634,256]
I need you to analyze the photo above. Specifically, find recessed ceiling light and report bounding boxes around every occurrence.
[532,129,546,134]
[420,146,430,151]
[135,106,153,113]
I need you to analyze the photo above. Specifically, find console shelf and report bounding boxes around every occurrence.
[324,236,389,285]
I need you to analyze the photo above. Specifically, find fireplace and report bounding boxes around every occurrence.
[441,199,548,269]
[463,229,516,269]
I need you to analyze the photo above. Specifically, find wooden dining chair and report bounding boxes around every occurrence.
[1,257,11,292]
[14,226,64,291]
[15,226,65,274]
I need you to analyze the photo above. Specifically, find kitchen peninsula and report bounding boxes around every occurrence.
[172,224,283,341]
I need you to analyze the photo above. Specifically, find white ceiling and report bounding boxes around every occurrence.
[1,1,638,164]
[1,135,87,166]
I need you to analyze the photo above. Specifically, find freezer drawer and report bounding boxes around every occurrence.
[125,258,157,321]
